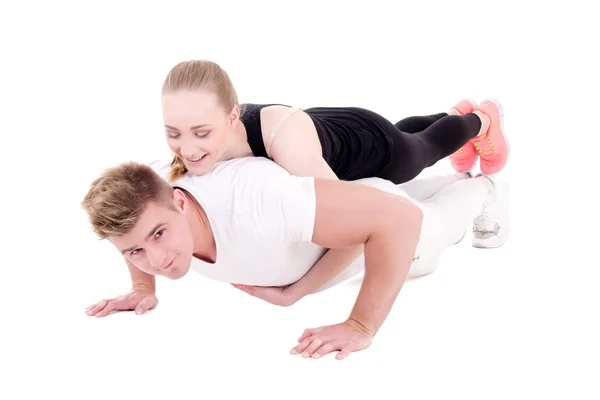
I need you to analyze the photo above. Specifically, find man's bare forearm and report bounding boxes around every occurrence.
[348,205,423,336]
[126,259,156,293]
[288,244,364,298]
[308,177,424,336]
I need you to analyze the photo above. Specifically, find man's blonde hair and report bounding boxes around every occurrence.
[162,59,239,181]
[81,162,175,239]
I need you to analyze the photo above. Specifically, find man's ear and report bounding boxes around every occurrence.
[171,188,188,212]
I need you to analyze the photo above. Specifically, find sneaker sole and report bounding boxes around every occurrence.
[482,98,510,175]
[473,226,509,248]
[472,236,508,248]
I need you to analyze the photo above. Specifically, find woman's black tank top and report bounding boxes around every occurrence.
[239,103,392,180]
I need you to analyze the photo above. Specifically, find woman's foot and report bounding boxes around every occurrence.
[448,99,478,173]
[470,99,509,175]
[448,98,477,116]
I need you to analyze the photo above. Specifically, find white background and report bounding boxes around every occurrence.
[1,1,599,399]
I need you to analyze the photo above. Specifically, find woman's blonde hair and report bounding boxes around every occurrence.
[162,60,239,181]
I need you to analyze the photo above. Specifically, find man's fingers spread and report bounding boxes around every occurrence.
[312,343,336,359]
[297,328,316,343]
[86,300,108,316]
[301,338,324,358]
[291,337,315,355]
[95,303,115,318]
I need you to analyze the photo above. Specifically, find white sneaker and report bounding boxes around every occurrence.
[472,174,509,248]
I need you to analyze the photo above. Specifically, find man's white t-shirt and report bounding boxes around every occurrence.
[150,157,329,287]
[150,157,416,290]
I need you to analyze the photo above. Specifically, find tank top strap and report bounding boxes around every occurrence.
[240,103,297,159]
[265,107,300,158]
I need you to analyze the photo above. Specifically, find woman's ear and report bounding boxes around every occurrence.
[229,104,240,127]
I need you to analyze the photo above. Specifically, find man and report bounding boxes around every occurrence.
[82,156,509,360]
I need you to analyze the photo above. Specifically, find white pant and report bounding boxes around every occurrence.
[317,173,493,291]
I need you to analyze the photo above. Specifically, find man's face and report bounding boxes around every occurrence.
[109,196,195,280]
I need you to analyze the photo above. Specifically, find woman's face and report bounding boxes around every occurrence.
[162,89,237,175]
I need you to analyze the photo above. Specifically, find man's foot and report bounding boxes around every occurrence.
[448,99,478,173]
[472,174,509,248]
[471,99,510,175]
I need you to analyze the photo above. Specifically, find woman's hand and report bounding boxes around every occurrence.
[231,283,301,307]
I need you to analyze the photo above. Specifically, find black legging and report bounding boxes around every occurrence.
[378,112,481,183]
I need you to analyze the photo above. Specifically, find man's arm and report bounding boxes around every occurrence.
[127,259,156,293]
[85,259,158,317]
[259,130,367,302]
[267,150,366,301]
[310,177,423,336]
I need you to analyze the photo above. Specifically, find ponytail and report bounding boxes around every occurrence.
[168,155,188,181]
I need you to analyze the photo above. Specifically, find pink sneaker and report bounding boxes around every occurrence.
[471,99,509,175]
[449,99,478,173]
[451,99,477,116]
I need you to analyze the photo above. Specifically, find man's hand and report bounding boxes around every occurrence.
[85,290,158,317]
[232,283,299,307]
[290,319,374,360]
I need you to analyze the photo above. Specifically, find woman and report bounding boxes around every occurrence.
[159,59,511,319]
[161,60,509,183]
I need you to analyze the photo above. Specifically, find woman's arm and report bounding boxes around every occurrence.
[265,108,339,180]
[286,243,364,297]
